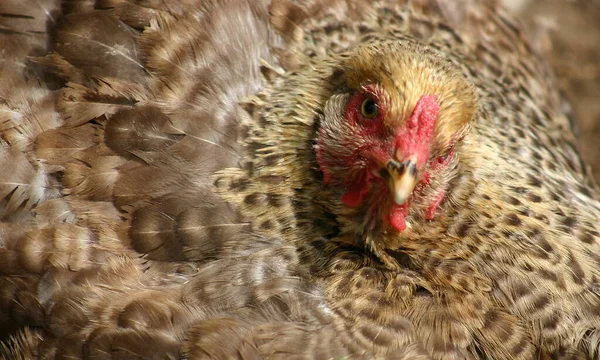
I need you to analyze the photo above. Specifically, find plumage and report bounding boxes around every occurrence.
[1,0,599,359]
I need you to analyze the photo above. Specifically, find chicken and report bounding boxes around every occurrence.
[1,0,600,359]
[514,0,600,183]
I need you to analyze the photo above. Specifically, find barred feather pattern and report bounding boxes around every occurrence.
[1,0,599,359]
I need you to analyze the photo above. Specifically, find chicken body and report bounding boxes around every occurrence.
[1,0,600,359]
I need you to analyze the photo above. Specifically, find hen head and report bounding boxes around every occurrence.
[315,40,477,246]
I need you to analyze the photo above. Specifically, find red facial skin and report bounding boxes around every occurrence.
[338,85,388,207]
[422,148,454,220]
[316,85,449,231]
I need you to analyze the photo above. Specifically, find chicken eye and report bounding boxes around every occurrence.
[360,98,379,119]
[436,148,454,164]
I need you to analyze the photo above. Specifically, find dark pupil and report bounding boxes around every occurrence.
[361,98,378,118]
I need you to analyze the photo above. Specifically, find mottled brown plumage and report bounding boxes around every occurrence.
[1,0,600,359]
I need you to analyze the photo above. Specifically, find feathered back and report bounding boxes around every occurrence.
[1,0,335,357]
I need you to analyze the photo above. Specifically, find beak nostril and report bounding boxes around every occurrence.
[386,160,409,176]
[379,168,391,181]
[408,162,417,176]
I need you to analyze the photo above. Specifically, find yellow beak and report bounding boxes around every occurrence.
[384,159,418,205]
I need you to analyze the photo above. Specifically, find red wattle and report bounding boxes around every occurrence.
[389,203,408,231]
